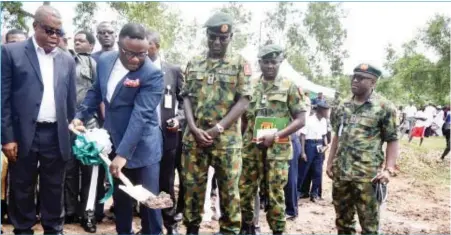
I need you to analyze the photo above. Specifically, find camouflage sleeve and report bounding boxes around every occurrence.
[236,57,253,99]
[180,61,191,98]
[381,102,399,142]
[287,83,306,116]
[331,102,342,134]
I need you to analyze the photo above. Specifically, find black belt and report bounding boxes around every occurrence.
[306,139,323,144]
[36,122,57,127]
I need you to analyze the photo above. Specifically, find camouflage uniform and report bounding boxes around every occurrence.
[181,50,252,234]
[330,65,398,234]
[240,73,305,233]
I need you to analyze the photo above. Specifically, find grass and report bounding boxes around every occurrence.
[397,136,450,187]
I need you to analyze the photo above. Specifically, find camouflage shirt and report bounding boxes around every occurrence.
[181,54,252,149]
[243,74,306,160]
[331,92,398,182]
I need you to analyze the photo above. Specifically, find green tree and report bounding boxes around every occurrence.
[72,2,98,31]
[1,2,34,33]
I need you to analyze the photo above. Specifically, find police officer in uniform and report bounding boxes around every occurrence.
[240,45,306,235]
[181,12,252,235]
[326,64,399,234]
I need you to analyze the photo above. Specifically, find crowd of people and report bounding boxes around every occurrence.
[1,5,401,235]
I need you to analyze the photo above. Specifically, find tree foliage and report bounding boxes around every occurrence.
[72,2,97,32]
[1,2,34,33]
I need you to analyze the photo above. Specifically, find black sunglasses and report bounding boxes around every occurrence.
[120,47,148,59]
[36,21,64,37]
[351,74,372,82]
[98,30,114,36]
[208,33,230,42]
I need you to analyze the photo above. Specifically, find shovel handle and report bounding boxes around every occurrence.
[99,153,134,187]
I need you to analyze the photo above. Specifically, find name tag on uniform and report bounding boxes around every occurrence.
[207,74,215,85]
[350,114,358,124]
[261,95,267,104]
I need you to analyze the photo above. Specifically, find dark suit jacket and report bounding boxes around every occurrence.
[159,61,185,151]
[76,51,164,168]
[1,38,77,160]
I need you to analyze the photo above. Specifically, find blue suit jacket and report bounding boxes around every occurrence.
[76,51,164,168]
[1,38,77,160]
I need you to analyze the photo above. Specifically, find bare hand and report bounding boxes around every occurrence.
[192,128,213,147]
[206,126,220,140]
[70,119,86,133]
[110,156,127,178]
[373,169,390,184]
[326,164,334,179]
[166,118,180,133]
[2,142,18,162]
[301,153,307,162]
[258,134,275,148]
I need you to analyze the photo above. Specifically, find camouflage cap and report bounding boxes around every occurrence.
[353,63,382,78]
[204,12,233,34]
[258,44,283,59]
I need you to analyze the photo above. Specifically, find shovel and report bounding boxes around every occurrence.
[69,124,173,209]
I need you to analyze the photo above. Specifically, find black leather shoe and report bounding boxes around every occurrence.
[13,229,34,235]
[166,224,180,235]
[43,231,63,235]
[81,210,97,233]
[174,213,182,222]
[310,196,321,203]
[65,214,79,224]
[273,231,283,235]
[186,226,199,235]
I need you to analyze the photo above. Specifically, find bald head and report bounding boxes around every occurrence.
[32,5,63,53]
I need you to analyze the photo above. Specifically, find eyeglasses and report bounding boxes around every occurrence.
[351,75,372,82]
[120,48,148,59]
[208,33,230,42]
[36,22,63,37]
[98,30,114,36]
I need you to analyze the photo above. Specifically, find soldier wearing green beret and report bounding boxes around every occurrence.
[239,44,306,235]
[180,12,253,235]
[326,64,399,234]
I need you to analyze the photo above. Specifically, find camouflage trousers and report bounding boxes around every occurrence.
[332,180,380,234]
[181,146,242,235]
[239,152,289,233]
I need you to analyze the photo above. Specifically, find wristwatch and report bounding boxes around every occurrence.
[216,123,224,133]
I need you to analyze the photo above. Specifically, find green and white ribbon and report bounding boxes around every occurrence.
[72,133,114,203]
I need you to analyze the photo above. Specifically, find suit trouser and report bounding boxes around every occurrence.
[284,134,300,216]
[113,163,163,235]
[8,123,65,234]
[160,147,179,228]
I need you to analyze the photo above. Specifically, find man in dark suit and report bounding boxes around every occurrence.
[71,23,164,235]
[146,29,184,235]
[1,6,76,235]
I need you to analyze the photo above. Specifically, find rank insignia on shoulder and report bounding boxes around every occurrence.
[244,63,252,76]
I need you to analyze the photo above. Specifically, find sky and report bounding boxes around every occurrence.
[18,1,451,75]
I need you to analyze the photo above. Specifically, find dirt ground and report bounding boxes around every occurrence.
[2,138,450,234]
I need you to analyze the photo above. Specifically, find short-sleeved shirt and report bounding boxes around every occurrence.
[331,92,398,182]
[181,53,252,149]
[301,115,327,140]
[243,74,306,160]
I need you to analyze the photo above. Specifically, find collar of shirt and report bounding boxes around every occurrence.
[152,57,162,70]
[32,36,58,57]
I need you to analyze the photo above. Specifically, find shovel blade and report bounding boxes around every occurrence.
[118,185,173,209]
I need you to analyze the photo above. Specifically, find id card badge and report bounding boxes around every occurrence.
[164,95,172,109]
[316,145,323,153]
[164,85,172,109]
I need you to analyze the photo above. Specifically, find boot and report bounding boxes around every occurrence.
[186,226,199,235]
[273,231,283,235]
[81,210,97,233]
[166,224,180,235]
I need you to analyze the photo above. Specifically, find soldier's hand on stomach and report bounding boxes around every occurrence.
[259,134,275,148]
[192,127,213,147]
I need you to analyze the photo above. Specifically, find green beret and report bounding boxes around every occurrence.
[204,12,233,34]
[258,44,283,59]
[353,63,382,78]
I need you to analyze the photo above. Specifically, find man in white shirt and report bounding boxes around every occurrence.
[298,100,330,202]
[2,6,76,235]
[401,102,417,138]
[409,109,428,146]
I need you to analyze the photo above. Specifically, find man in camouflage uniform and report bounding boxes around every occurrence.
[240,45,306,235]
[181,12,252,235]
[326,64,399,234]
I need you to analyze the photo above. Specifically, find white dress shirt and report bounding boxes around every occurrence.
[33,36,58,123]
[106,59,129,103]
[152,57,162,127]
[300,115,328,140]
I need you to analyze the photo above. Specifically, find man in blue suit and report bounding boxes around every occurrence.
[71,23,164,235]
[1,6,76,235]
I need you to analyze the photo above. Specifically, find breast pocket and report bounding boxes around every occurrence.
[357,116,379,137]
[267,91,288,111]
[186,69,205,97]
